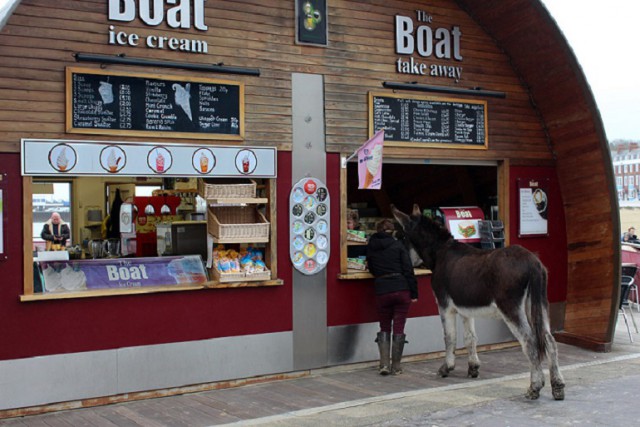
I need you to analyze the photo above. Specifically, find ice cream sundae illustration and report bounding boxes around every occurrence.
[107,148,121,173]
[172,83,192,121]
[242,152,250,173]
[56,147,69,171]
[364,143,382,188]
[98,81,114,104]
[155,149,165,172]
[199,152,209,173]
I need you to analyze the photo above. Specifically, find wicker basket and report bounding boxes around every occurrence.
[207,206,270,240]
[198,178,257,199]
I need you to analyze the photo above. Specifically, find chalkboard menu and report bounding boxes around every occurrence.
[369,92,487,148]
[66,67,244,140]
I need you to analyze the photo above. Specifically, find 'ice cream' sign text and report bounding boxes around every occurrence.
[107,0,209,54]
[394,10,464,82]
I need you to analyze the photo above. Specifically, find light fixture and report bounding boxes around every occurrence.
[382,81,506,98]
[74,53,260,77]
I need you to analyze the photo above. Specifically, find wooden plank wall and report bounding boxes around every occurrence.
[0,0,552,163]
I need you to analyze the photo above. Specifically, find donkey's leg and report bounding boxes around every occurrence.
[438,306,457,377]
[461,316,480,378]
[544,328,565,400]
[501,308,545,400]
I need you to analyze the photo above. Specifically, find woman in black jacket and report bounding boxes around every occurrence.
[366,218,418,375]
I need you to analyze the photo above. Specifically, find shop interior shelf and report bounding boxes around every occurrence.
[206,197,268,205]
[211,236,270,244]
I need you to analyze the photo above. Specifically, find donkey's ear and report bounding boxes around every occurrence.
[412,204,421,217]
[390,204,410,228]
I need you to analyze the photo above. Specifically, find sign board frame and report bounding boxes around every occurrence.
[66,67,245,141]
[368,91,488,149]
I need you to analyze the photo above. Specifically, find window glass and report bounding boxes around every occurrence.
[32,182,72,252]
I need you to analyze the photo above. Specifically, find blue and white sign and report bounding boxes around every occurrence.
[21,139,277,178]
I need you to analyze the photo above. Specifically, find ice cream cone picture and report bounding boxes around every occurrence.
[172,83,192,121]
[363,143,382,188]
[99,145,125,174]
[107,149,121,172]
[192,148,215,174]
[357,129,385,190]
[48,143,77,173]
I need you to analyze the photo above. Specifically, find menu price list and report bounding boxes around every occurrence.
[372,95,486,146]
[70,72,241,136]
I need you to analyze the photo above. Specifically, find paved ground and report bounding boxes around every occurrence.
[2,320,640,426]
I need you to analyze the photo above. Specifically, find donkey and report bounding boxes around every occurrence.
[391,204,565,400]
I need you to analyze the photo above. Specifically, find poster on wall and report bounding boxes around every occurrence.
[295,0,328,46]
[518,178,549,237]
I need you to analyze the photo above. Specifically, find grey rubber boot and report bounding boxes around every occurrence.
[391,334,407,375]
[376,332,391,375]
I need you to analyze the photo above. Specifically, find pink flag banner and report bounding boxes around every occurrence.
[358,129,385,190]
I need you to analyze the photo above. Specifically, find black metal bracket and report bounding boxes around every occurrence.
[382,81,506,98]
[74,53,261,77]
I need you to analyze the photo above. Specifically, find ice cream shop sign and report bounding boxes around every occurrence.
[21,139,277,178]
[394,10,464,82]
[107,0,209,54]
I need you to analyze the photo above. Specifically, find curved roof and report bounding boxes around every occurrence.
[458,0,619,348]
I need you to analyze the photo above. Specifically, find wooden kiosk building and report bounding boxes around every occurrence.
[0,0,619,414]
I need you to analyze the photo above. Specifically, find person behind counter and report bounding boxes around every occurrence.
[366,218,418,375]
[41,212,70,250]
[622,226,639,244]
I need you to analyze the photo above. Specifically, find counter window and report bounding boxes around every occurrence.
[341,158,503,276]
[22,176,279,301]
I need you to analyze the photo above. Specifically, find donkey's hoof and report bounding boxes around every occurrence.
[437,364,453,377]
[552,384,565,401]
[467,364,480,378]
[525,387,540,400]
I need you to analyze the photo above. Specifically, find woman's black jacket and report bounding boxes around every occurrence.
[366,232,418,299]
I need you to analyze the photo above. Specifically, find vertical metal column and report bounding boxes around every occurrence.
[291,73,327,369]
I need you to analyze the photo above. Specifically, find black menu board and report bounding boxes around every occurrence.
[66,67,244,140]
[369,92,487,148]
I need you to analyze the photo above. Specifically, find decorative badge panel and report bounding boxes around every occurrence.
[289,177,330,275]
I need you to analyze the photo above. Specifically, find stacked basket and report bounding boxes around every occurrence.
[198,178,271,282]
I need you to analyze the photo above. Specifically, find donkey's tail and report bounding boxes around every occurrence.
[528,261,549,364]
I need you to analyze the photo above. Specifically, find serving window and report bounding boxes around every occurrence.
[339,155,507,278]
[20,140,280,301]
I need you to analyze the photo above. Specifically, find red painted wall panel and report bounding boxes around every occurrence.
[0,152,293,361]
[509,166,568,303]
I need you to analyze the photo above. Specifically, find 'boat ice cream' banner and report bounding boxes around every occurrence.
[358,129,384,190]
[35,255,207,293]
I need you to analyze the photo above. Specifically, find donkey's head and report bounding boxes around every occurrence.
[391,204,452,269]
